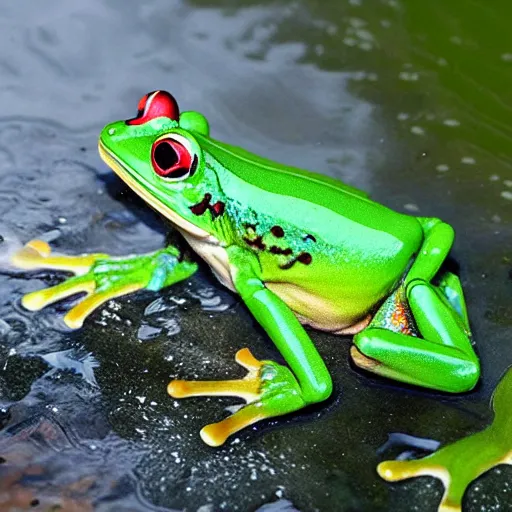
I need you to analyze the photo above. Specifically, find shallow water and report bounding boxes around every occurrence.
[0,0,511,511]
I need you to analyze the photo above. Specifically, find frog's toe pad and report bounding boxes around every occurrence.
[200,424,225,448]
[235,347,264,371]
[167,380,197,398]
[11,240,51,268]
[377,460,445,482]
[199,403,267,447]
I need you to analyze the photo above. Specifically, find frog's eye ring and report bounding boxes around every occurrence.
[151,136,197,181]
[127,90,180,126]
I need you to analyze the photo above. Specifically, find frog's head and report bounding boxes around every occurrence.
[98,90,221,240]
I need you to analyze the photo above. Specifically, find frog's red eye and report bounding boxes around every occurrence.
[127,91,180,126]
[151,137,196,180]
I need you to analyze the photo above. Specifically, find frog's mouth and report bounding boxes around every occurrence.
[98,141,212,241]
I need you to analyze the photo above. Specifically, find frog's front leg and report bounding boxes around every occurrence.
[351,218,480,393]
[12,239,198,328]
[168,247,333,447]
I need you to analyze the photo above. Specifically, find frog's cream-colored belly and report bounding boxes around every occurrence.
[265,282,371,334]
[182,233,370,335]
[181,233,237,293]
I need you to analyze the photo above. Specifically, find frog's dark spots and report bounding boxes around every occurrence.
[190,155,198,176]
[304,234,316,243]
[211,201,225,218]
[190,194,225,219]
[298,252,312,265]
[243,222,265,250]
[279,252,312,270]
[190,193,212,216]
[30,499,40,508]
[271,226,285,238]
[269,246,292,256]
[243,236,266,251]
[279,259,296,270]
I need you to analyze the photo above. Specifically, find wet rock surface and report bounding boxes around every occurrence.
[0,1,511,511]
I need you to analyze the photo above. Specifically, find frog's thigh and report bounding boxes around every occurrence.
[351,282,479,393]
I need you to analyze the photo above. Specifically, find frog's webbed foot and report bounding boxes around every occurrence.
[11,239,197,329]
[378,438,503,512]
[168,348,306,447]
[378,368,512,512]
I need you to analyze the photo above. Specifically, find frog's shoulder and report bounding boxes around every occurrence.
[196,134,370,200]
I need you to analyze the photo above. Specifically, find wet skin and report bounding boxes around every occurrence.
[12,90,479,447]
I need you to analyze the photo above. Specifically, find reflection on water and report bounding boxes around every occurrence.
[0,0,511,511]
[41,349,99,387]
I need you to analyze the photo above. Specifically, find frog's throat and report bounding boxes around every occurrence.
[98,141,214,242]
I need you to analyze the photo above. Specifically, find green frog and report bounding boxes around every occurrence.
[12,90,479,447]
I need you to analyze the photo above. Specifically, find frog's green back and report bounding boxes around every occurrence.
[194,133,424,242]
[195,134,370,202]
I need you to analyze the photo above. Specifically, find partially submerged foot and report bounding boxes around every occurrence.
[378,367,512,512]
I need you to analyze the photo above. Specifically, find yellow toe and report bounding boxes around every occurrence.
[26,239,52,257]
[200,404,266,447]
[235,348,263,371]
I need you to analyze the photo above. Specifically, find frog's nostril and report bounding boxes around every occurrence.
[126,91,180,126]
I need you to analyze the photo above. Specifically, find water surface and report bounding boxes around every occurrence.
[0,1,511,510]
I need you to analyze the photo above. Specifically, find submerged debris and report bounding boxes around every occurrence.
[41,349,99,387]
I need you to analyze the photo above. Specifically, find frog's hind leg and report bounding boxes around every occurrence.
[352,217,479,393]
[436,271,471,334]
[351,281,479,393]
